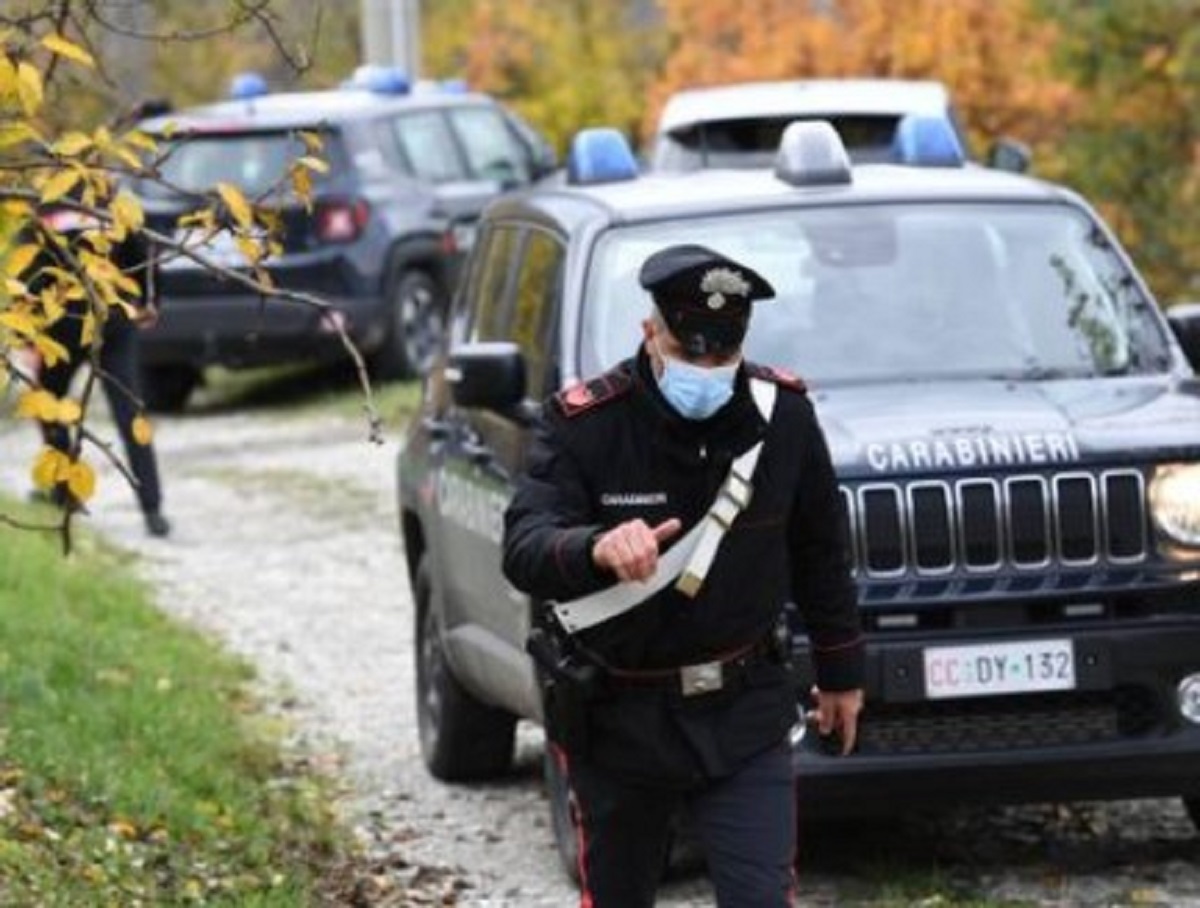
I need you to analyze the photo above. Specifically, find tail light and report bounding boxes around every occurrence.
[314,198,370,244]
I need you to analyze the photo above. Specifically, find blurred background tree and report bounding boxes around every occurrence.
[2,0,1195,303]
[1038,0,1200,304]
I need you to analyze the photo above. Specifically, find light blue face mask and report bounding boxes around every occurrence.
[654,341,740,420]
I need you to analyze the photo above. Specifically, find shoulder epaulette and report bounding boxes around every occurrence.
[746,362,807,394]
[554,369,633,418]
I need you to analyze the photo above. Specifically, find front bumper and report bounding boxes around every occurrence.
[790,618,1200,815]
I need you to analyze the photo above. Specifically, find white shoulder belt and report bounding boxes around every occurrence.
[551,377,777,634]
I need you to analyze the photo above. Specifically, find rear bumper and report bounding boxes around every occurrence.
[141,290,385,369]
[790,617,1200,814]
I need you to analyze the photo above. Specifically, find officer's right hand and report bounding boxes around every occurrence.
[592,518,682,583]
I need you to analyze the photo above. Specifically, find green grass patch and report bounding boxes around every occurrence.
[0,494,350,904]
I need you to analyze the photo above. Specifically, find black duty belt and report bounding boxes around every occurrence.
[601,637,777,698]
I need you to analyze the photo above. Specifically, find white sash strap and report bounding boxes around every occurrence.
[550,378,777,634]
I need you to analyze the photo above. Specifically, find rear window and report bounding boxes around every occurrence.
[656,115,919,170]
[139,131,331,198]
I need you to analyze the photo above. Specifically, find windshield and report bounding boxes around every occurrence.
[141,132,316,199]
[581,201,1170,384]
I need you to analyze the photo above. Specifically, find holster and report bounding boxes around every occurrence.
[527,623,603,757]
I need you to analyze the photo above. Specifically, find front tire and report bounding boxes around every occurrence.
[372,269,445,380]
[414,555,515,780]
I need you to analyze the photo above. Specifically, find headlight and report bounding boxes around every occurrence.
[1149,464,1200,549]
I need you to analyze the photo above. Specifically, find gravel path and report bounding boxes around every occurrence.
[2,401,1197,907]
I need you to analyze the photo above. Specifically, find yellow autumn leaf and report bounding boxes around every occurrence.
[66,459,96,502]
[0,369,8,393]
[41,33,96,68]
[5,244,42,279]
[111,191,144,234]
[290,165,313,209]
[298,130,323,154]
[55,397,82,424]
[0,54,15,98]
[80,311,96,347]
[216,182,253,230]
[17,388,60,421]
[121,130,158,153]
[131,414,153,445]
[31,447,70,490]
[32,333,70,369]
[0,122,42,149]
[297,155,329,174]
[0,308,39,339]
[53,131,93,157]
[234,235,262,265]
[40,168,82,204]
[16,62,43,116]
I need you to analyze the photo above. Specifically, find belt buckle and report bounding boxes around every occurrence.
[679,660,723,697]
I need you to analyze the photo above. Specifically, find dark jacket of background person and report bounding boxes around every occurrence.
[25,205,168,534]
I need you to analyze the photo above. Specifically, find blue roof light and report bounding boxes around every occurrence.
[566,127,638,186]
[891,114,965,167]
[229,72,268,100]
[343,65,411,95]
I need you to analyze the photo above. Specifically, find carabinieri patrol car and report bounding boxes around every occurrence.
[397,116,1200,877]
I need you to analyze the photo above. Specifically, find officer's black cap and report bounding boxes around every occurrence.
[638,244,775,357]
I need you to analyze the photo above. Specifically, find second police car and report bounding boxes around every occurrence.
[397,116,1200,878]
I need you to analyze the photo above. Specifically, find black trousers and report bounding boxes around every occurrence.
[567,740,796,907]
[39,314,162,515]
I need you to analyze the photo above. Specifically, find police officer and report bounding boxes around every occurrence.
[28,198,170,537]
[503,244,864,907]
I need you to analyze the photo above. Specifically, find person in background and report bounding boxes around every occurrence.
[502,244,864,906]
[27,190,171,538]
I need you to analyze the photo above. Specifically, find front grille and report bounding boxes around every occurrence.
[856,687,1160,756]
[840,470,1148,579]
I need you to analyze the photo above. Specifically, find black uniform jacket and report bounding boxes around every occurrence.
[503,350,864,785]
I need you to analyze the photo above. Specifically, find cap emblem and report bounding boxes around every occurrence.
[700,267,751,310]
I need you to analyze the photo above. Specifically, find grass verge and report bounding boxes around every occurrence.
[0,494,350,905]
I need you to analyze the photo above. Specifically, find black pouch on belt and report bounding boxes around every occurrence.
[527,626,603,757]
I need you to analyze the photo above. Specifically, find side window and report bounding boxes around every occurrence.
[509,230,564,400]
[469,225,521,342]
[389,111,466,183]
[447,106,532,184]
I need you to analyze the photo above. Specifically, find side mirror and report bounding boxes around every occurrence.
[447,341,526,412]
[1167,303,1200,372]
[988,138,1031,174]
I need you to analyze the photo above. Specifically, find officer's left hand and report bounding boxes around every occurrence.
[811,686,863,756]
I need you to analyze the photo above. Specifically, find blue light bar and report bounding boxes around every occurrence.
[229,72,268,100]
[566,127,638,185]
[891,114,965,167]
[343,65,410,95]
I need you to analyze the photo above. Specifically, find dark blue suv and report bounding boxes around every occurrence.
[134,74,555,410]
[398,119,1200,881]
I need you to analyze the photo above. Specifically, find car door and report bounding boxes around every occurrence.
[451,225,565,662]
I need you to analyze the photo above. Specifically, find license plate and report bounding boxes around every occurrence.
[923,638,1075,699]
